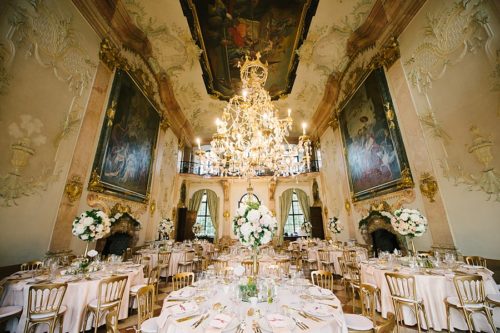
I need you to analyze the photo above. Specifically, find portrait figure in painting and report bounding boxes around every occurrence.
[92,70,160,202]
[340,68,410,201]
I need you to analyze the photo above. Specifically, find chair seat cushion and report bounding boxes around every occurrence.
[88,299,120,309]
[345,314,374,330]
[141,317,159,333]
[130,284,147,294]
[0,306,23,318]
[446,296,485,309]
[30,305,67,320]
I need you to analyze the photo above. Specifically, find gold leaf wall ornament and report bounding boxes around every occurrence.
[371,37,401,70]
[328,113,339,130]
[344,199,351,215]
[64,175,83,203]
[418,110,452,144]
[419,172,438,202]
[88,169,104,193]
[149,200,156,216]
[397,166,414,189]
[384,102,396,129]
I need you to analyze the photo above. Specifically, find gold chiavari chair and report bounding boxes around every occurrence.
[301,249,318,273]
[465,256,487,267]
[177,250,195,273]
[172,272,194,291]
[347,264,362,312]
[24,282,67,333]
[213,259,228,276]
[193,244,204,272]
[201,255,210,271]
[241,260,258,276]
[0,284,23,324]
[375,312,396,333]
[105,309,119,333]
[344,250,358,265]
[291,250,302,272]
[344,283,378,332]
[338,257,351,289]
[158,251,171,286]
[141,257,152,276]
[276,259,290,276]
[445,274,495,333]
[136,285,157,333]
[130,266,159,310]
[385,272,429,333]
[132,253,142,264]
[318,249,335,272]
[20,261,43,271]
[311,270,334,291]
[81,275,128,333]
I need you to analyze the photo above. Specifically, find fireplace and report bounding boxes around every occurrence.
[371,229,400,254]
[97,212,141,256]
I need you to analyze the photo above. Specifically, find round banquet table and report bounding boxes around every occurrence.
[360,262,500,332]
[1,263,145,333]
[154,281,348,333]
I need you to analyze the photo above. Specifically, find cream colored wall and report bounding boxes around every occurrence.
[0,0,100,266]
[399,0,500,258]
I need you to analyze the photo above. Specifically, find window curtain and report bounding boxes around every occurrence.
[188,190,205,212]
[295,189,311,225]
[278,189,293,244]
[205,190,219,243]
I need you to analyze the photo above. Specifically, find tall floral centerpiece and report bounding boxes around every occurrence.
[158,217,174,240]
[72,209,113,256]
[390,208,428,255]
[301,221,312,238]
[328,217,343,240]
[233,202,277,276]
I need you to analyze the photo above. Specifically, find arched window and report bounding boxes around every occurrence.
[283,191,305,236]
[238,193,260,207]
[195,191,215,237]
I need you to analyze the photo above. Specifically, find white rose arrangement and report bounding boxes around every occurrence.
[391,208,428,238]
[72,209,112,242]
[233,202,277,248]
[158,218,174,237]
[192,223,202,236]
[328,217,343,234]
[301,221,312,235]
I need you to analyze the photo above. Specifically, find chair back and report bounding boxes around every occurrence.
[343,250,357,264]
[241,260,258,276]
[337,257,347,277]
[136,285,155,327]
[21,260,43,271]
[375,312,396,333]
[311,270,333,290]
[465,256,487,267]
[173,272,194,291]
[27,283,67,319]
[453,274,486,306]
[347,264,361,287]
[141,257,151,276]
[213,259,228,275]
[276,259,290,275]
[132,253,142,264]
[158,251,171,267]
[359,283,378,321]
[385,272,417,301]
[193,244,204,257]
[317,249,331,263]
[184,250,195,262]
[97,275,128,307]
[148,266,159,285]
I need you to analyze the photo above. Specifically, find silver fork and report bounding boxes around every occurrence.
[292,317,309,330]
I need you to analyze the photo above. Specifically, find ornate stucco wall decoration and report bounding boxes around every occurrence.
[442,126,499,201]
[418,109,452,144]
[404,0,492,94]
[491,49,500,117]
[419,172,438,202]
[0,43,9,94]
[0,115,57,206]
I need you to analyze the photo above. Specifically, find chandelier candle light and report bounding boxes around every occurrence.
[196,53,312,178]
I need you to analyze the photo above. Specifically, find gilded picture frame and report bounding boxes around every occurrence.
[90,69,160,203]
[339,67,412,202]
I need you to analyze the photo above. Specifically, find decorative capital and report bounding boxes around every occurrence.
[64,175,83,203]
[419,172,438,202]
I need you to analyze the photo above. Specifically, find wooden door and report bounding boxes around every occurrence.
[309,207,324,239]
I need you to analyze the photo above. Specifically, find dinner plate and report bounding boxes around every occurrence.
[258,314,294,332]
[169,302,199,317]
[303,303,333,317]
[308,286,334,299]
[202,314,239,332]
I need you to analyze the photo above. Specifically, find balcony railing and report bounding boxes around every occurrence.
[178,160,321,176]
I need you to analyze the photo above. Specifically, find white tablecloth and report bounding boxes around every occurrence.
[1,264,145,333]
[156,283,347,333]
[360,263,499,332]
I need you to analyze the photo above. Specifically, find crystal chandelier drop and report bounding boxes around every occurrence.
[196,53,311,178]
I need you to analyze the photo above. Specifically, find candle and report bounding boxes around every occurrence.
[196,138,201,150]
[302,123,307,135]
[288,108,291,117]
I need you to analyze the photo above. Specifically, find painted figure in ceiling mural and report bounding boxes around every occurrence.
[194,0,304,96]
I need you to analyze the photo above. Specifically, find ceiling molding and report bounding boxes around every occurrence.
[312,0,426,139]
[72,0,194,144]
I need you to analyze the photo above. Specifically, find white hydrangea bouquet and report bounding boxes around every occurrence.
[233,202,277,248]
[72,209,112,242]
[158,217,174,238]
[301,221,312,236]
[391,208,428,238]
[328,217,343,234]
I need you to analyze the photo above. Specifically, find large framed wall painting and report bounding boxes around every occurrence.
[339,67,412,202]
[91,69,160,202]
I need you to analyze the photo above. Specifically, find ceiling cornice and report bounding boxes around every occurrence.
[72,0,194,144]
[311,0,426,140]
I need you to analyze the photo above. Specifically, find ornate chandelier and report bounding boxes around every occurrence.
[196,53,311,178]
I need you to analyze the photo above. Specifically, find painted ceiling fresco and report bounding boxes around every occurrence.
[181,0,319,100]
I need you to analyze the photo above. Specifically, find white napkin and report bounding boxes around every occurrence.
[304,303,331,317]
[168,287,195,299]
[157,301,198,329]
[267,314,290,333]
[205,313,232,333]
[308,286,333,297]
